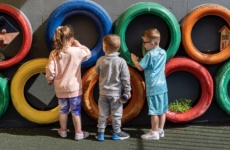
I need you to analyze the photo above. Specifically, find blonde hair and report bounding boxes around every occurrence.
[53,25,74,51]
[143,28,160,44]
[103,34,120,52]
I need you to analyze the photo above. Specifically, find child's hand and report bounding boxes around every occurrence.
[131,53,139,62]
[72,39,81,47]
[128,93,131,99]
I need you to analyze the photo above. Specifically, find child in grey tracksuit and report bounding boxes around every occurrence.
[95,34,131,141]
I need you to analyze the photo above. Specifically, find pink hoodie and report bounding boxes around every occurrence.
[46,45,91,98]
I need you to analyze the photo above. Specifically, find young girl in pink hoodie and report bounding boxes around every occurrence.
[46,25,91,140]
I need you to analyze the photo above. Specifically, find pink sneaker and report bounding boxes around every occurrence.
[75,131,89,140]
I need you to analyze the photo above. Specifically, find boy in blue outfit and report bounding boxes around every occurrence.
[95,34,131,141]
[131,28,168,140]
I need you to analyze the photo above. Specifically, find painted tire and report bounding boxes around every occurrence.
[0,74,10,118]
[114,2,181,65]
[165,57,213,123]
[82,65,145,124]
[215,60,230,115]
[11,58,59,124]
[181,4,230,64]
[45,0,112,68]
[0,4,32,69]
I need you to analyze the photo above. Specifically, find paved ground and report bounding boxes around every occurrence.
[0,122,230,150]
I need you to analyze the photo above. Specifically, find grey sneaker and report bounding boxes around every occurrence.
[112,131,130,140]
[141,130,159,140]
[75,131,89,140]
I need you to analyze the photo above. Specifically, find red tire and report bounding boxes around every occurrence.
[0,4,32,69]
[165,57,213,123]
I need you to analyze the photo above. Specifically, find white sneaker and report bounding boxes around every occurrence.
[141,130,159,140]
[58,129,67,138]
[158,130,164,138]
[75,131,89,140]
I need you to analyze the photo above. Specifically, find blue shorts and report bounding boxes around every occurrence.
[147,93,168,115]
[58,96,82,116]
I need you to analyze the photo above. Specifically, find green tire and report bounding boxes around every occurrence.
[114,2,181,65]
[0,74,10,118]
[215,60,230,115]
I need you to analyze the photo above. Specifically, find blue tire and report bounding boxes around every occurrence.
[45,0,112,67]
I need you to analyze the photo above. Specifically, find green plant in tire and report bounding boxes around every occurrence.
[169,98,192,113]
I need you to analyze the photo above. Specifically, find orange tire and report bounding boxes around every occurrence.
[82,65,145,124]
[181,4,230,64]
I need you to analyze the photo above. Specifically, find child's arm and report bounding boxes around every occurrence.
[131,53,143,71]
[45,52,56,85]
[72,39,91,61]
[120,60,132,99]
[71,39,81,47]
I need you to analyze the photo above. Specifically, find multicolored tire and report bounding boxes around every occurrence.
[45,0,112,68]
[11,58,59,124]
[115,2,181,65]
[181,4,230,64]
[82,65,145,124]
[0,4,32,69]
[165,57,213,123]
[215,60,230,115]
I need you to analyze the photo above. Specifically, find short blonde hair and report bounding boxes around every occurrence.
[143,28,160,43]
[103,34,120,52]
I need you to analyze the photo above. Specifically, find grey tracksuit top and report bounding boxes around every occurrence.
[95,52,131,97]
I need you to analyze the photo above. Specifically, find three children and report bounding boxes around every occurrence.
[46,26,167,141]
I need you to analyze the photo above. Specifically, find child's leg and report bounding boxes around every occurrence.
[158,92,168,130]
[72,115,81,131]
[159,113,166,129]
[110,96,122,133]
[58,98,70,130]
[110,96,130,140]
[70,96,82,132]
[97,95,110,133]
[151,115,159,131]
[70,96,89,140]
[59,114,68,130]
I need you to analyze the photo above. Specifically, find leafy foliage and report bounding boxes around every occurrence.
[169,98,192,113]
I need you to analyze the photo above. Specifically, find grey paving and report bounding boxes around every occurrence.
[0,122,230,150]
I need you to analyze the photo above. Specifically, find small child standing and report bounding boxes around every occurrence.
[95,34,131,141]
[46,25,91,140]
[131,28,168,140]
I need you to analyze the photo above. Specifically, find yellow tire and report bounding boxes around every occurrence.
[11,58,59,124]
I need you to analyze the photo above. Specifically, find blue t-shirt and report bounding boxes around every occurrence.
[139,47,168,96]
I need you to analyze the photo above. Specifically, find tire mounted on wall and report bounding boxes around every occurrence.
[215,60,230,115]
[181,4,230,64]
[45,0,112,68]
[165,57,213,123]
[0,4,32,69]
[82,65,146,124]
[0,74,10,118]
[11,58,59,124]
[114,2,181,66]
